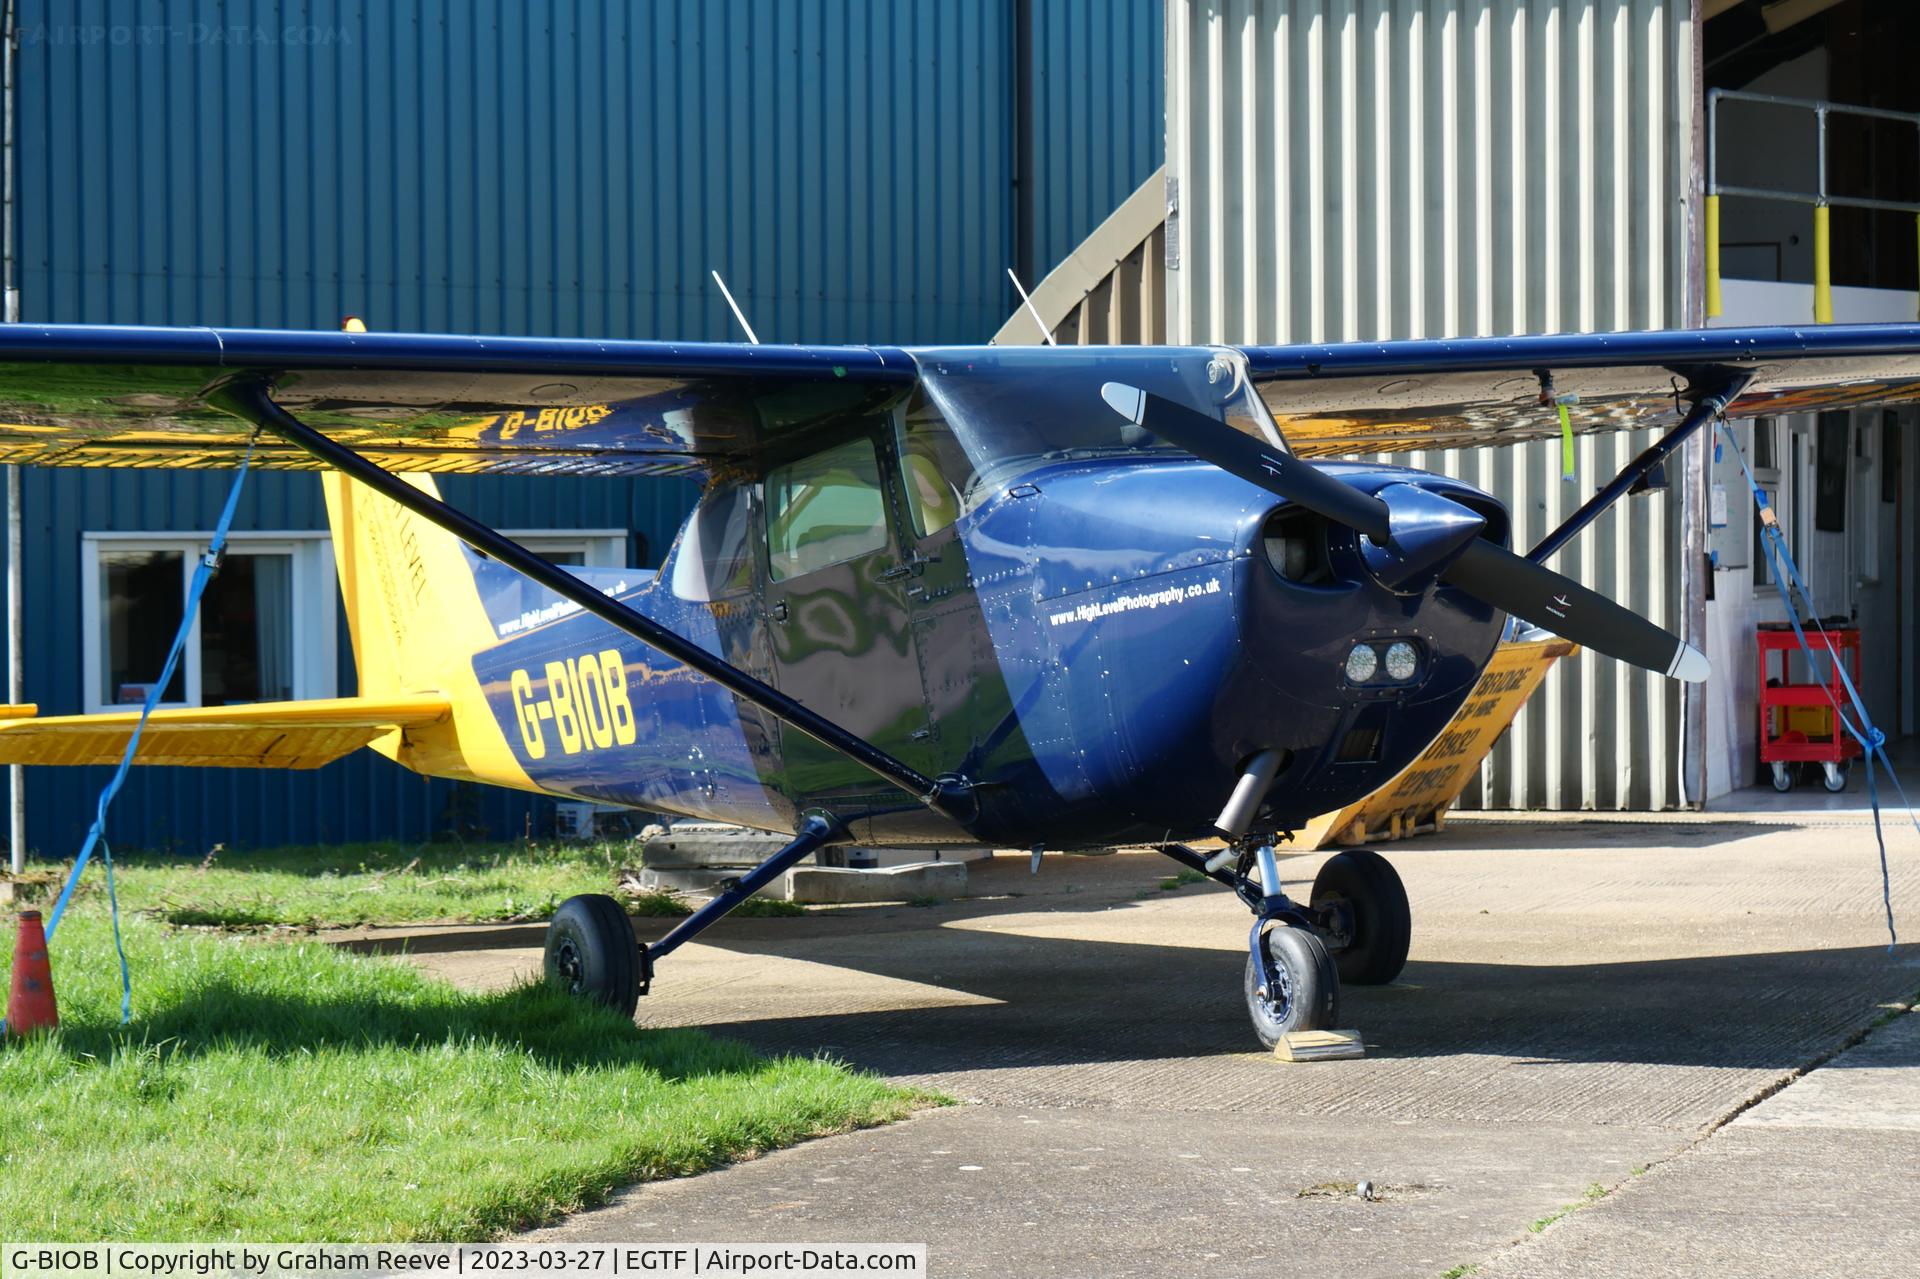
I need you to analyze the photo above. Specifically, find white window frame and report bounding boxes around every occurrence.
[500,529,631,569]
[81,531,338,713]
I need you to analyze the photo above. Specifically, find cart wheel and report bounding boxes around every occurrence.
[1771,762,1795,793]
[1822,763,1848,794]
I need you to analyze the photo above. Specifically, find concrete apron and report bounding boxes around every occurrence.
[356,818,1920,1278]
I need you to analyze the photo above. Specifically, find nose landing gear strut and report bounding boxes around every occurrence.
[1158,839,1412,1051]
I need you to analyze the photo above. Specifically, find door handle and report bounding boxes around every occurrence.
[878,550,936,582]
[771,600,789,622]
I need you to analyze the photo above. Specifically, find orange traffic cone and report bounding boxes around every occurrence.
[5,910,57,1035]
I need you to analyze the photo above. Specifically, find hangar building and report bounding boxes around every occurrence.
[0,0,1162,856]
[1012,0,1919,810]
[6,0,1917,865]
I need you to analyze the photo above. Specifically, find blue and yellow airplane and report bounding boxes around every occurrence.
[0,322,1913,1048]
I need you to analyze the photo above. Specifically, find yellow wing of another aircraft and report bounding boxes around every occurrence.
[0,696,451,770]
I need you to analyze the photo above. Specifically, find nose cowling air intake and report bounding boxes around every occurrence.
[1099,381,1709,684]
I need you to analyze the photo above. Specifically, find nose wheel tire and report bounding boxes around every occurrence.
[1244,925,1341,1050]
[544,893,641,1019]
[1310,849,1412,986]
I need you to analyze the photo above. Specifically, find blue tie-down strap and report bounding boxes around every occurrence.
[1720,421,1905,951]
[3,439,259,1032]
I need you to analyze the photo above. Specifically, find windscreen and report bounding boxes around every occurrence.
[906,346,1282,518]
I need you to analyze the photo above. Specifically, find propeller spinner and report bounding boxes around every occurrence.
[1100,382,1709,684]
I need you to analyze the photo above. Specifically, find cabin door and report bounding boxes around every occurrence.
[760,426,938,810]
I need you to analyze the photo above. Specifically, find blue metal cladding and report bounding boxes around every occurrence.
[5,0,1162,854]
[1028,0,1165,278]
[17,0,1024,344]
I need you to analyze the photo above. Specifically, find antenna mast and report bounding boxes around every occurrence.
[710,270,761,345]
[1005,267,1056,346]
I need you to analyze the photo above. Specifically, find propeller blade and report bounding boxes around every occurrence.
[1442,539,1708,682]
[1100,382,1709,684]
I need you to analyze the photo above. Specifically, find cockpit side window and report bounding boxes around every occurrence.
[669,482,758,601]
[893,391,976,539]
[764,435,890,581]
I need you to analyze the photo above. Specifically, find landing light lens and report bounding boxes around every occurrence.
[1345,645,1379,683]
[1384,641,1419,682]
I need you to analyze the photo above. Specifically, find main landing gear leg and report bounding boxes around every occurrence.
[1157,840,1412,1050]
[545,812,847,1019]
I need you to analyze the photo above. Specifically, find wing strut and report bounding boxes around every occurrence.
[220,381,979,827]
[1527,372,1752,565]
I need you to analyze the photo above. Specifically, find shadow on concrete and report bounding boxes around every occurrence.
[676,929,1920,1077]
[329,844,1919,1079]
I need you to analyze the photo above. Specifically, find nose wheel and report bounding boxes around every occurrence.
[1154,840,1414,1050]
[1244,924,1340,1050]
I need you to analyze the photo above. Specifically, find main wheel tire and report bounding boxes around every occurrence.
[1311,849,1412,986]
[1243,925,1340,1051]
[545,893,640,1019]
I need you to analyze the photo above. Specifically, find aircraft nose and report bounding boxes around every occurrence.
[1213,484,1508,829]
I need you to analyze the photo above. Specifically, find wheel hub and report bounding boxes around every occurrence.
[552,936,585,991]
[1313,895,1356,951]
[1254,935,1295,1019]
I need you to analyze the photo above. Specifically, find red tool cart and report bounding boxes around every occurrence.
[1757,622,1863,794]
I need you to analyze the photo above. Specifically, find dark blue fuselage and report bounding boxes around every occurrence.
[466,449,1507,850]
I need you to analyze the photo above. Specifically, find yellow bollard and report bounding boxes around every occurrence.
[1813,203,1833,323]
[1705,194,1722,319]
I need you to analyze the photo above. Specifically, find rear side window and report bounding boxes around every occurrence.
[669,483,757,601]
[764,436,890,581]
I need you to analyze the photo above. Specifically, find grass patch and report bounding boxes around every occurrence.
[1439,1265,1479,1278]
[622,892,805,919]
[14,841,634,929]
[0,909,924,1240]
[623,890,695,918]
[1157,869,1209,891]
[1296,1179,1360,1198]
[733,897,808,918]
[1529,1182,1610,1234]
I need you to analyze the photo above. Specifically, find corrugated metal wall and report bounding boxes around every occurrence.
[18,0,1159,343]
[1028,0,1166,278]
[5,0,1166,854]
[1165,0,1697,808]
[19,0,1015,342]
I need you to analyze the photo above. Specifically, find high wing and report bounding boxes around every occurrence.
[0,696,451,769]
[3,323,1920,469]
[1240,324,1920,456]
[0,324,915,475]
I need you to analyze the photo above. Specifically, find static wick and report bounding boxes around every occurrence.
[711,270,761,345]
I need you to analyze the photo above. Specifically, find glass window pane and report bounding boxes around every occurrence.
[101,550,185,704]
[202,552,294,704]
[765,436,889,581]
[670,485,756,600]
[894,392,974,538]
